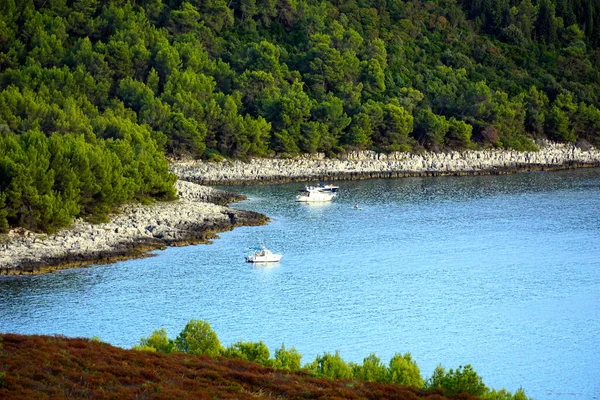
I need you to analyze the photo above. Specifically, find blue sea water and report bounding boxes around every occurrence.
[1,168,600,399]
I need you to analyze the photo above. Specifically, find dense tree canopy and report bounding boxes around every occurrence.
[1,0,600,231]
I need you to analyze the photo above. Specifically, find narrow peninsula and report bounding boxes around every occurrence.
[0,181,267,275]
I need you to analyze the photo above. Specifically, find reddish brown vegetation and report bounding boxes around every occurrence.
[0,334,479,399]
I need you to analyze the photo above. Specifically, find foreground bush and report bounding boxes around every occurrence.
[134,319,531,399]
[174,319,222,357]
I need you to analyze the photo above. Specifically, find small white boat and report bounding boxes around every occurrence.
[245,245,283,263]
[296,186,336,202]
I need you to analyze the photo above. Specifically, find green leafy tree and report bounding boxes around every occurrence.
[446,117,473,149]
[415,108,450,148]
[524,86,548,137]
[154,42,182,84]
[224,340,271,365]
[371,102,414,152]
[387,352,424,388]
[174,319,222,357]
[272,344,302,371]
[269,80,311,154]
[463,81,494,122]
[236,70,280,117]
[240,114,271,157]
[344,112,373,149]
[191,0,234,32]
[68,0,99,36]
[304,34,344,97]
[492,91,532,150]
[353,353,387,382]
[168,2,202,35]
[305,351,353,380]
[483,387,531,400]
[299,121,326,153]
[425,66,469,118]
[163,111,207,157]
[396,88,424,114]
[361,59,386,99]
[117,77,155,114]
[235,41,282,77]
[105,40,134,81]
[146,68,160,95]
[547,106,576,142]
[0,193,9,232]
[256,0,277,26]
[426,364,488,397]
[546,92,578,143]
[311,94,351,153]
[574,103,600,146]
[535,0,558,46]
[133,328,174,353]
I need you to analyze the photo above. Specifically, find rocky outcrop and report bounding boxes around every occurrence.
[0,181,267,275]
[172,141,600,184]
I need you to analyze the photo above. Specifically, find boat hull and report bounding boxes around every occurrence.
[295,191,335,202]
[245,254,282,263]
[295,196,334,202]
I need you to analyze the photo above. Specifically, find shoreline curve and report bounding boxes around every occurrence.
[2,141,599,275]
[0,181,268,275]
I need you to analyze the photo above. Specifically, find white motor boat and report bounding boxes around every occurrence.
[296,186,336,202]
[245,245,283,263]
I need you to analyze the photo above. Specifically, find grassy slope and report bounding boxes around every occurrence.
[0,333,475,400]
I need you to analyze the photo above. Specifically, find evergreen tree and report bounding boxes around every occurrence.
[1,0,600,233]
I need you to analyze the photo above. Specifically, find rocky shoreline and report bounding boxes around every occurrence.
[0,181,268,275]
[2,141,599,275]
[172,142,600,184]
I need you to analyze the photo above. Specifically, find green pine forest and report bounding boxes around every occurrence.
[1,0,600,233]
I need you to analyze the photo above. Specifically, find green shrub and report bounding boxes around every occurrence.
[352,353,387,382]
[202,148,225,162]
[305,351,353,380]
[174,320,222,357]
[132,344,157,352]
[425,364,487,397]
[224,340,271,366]
[387,352,424,388]
[482,387,532,400]
[135,328,174,353]
[273,344,302,371]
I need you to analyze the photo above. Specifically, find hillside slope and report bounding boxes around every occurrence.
[0,333,471,400]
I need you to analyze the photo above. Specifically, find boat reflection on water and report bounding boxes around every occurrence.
[251,261,280,269]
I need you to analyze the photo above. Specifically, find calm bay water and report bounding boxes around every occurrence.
[2,168,600,399]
